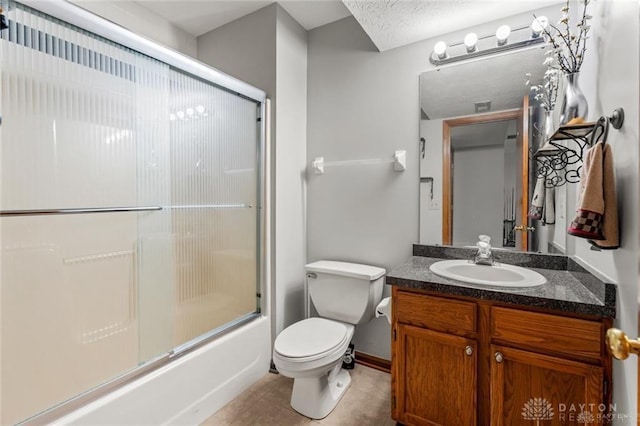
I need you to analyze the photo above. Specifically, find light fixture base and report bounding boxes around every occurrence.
[429,37,544,66]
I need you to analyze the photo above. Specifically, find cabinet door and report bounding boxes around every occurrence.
[395,324,476,426]
[490,345,604,426]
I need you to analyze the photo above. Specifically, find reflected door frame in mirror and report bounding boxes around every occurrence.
[442,98,529,250]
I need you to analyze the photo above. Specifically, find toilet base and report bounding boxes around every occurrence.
[290,367,352,419]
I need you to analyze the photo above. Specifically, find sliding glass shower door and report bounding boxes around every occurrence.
[0,2,262,424]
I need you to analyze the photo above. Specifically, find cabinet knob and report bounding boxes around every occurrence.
[494,351,504,363]
[465,345,473,356]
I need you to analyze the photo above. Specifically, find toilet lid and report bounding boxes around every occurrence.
[274,318,349,359]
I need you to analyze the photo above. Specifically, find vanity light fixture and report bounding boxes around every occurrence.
[495,25,510,46]
[433,41,447,59]
[531,16,548,38]
[429,23,544,66]
[464,32,478,53]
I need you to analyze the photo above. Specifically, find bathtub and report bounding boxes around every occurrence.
[54,316,271,425]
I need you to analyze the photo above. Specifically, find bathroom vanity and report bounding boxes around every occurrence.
[387,245,616,426]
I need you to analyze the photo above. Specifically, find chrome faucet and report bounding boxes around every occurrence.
[474,235,495,266]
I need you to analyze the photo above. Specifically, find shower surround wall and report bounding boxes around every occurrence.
[0,2,266,423]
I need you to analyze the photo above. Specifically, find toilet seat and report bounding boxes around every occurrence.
[274,318,352,363]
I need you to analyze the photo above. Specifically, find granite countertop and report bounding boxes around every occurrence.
[385,245,616,318]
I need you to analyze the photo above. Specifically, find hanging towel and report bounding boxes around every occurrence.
[543,186,555,225]
[567,141,619,249]
[593,143,619,249]
[528,176,545,220]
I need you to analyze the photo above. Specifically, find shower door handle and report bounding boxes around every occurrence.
[0,206,162,217]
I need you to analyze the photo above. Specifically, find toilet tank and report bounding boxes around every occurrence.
[306,261,385,325]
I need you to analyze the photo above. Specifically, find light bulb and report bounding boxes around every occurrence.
[169,113,176,121]
[196,105,205,114]
[531,16,548,38]
[177,111,185,119]
[496,25,510,46]
[464,32,478,53]
[186,108,194,116]
[433,41,447,59]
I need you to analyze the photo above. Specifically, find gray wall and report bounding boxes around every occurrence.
[273,8,308,335]
[307,16,425,359]
[452,145,504,246]
[197,5,277,108]
[198,4,308,341]
[419,118,443,245]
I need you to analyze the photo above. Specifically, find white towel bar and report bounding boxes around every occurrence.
[312,150,406,175]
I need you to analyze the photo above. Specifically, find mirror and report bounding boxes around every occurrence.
[419,47,567,253]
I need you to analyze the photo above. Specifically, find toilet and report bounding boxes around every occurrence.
[273,260,385,419]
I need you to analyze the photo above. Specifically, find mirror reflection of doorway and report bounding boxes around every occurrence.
[451,119,518,248]
[442,103,529,251]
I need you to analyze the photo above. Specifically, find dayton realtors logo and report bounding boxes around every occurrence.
[522,398,626,423]
[522,398,554,424]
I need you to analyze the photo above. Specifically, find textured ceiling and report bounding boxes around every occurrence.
[420,46,548,120]
[132,0,562,51]
[134,0,352,36]
[342,0,561,51]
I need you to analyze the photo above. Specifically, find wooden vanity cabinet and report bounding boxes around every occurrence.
[391,287,612,426]
[396,325,477,425]
[490,344,603,426]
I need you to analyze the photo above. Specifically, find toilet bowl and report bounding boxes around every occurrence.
[273,261,385,419]
[273,317,355,419]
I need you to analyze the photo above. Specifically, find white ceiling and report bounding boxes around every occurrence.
[133,0,352,36]
[134,0,562,50]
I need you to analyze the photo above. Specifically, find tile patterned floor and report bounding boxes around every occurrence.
[201,365,394,425]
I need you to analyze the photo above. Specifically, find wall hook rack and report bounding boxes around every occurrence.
[533,108,624,188]
[312,150,406,175]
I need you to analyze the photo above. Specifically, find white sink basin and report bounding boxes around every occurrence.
[429,259,547,288]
